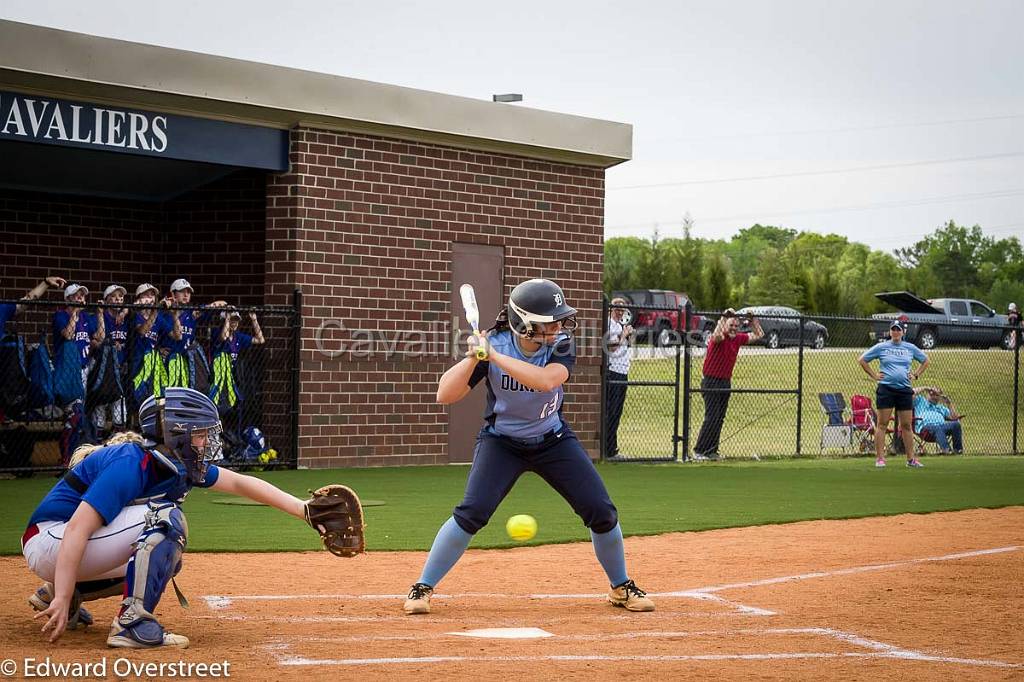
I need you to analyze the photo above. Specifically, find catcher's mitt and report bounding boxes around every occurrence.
[304,484,365,557]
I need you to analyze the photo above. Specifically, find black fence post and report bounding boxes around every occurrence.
[796,313,805,455]
[681,301,693,460]
[291,288,303,469]
[599,295,608,460]
[1014,332,1020,455]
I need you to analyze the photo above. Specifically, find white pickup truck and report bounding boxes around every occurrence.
[870,291,1014,350]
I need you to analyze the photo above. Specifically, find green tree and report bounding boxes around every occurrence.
[747,247,802,305]
[703,252,731,310]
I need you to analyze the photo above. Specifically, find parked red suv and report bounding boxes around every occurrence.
[610,289,704,346]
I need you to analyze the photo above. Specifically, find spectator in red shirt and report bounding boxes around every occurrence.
[693,308,763,460]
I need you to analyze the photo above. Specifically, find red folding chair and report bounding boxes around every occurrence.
[848,394,877,453]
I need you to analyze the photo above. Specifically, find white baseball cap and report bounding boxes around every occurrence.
[221,310,242,320]
[170,278,193,293]
[64,283,89,299]
[103,284,127,299]
[135,283,159,297]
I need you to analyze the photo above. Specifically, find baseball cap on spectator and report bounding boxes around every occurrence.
[889,320,906,331]
[64,283,88,299]
[103,284,127,299]
[135,283,159,298]
[221,310,242,320]
[170,278,193,293]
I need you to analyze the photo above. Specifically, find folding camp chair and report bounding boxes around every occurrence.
[818,392,852,453]
[848,394,878,453]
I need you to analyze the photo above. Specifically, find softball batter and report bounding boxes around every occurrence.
[403,279,655,614]
[23,387,316,648]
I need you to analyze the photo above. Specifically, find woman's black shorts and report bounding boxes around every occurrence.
[876,383,913,411]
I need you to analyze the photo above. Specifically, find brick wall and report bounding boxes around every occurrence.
[0,171,266,310]
[0,171,266,337]
[266,127,606,468]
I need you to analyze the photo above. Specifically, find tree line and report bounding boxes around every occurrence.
[605,220,1024,316]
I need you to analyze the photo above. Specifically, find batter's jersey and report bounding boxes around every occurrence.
[28,443,220,526]
[468,330,575,439]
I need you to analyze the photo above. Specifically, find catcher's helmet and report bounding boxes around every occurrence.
[507,279,578,338]
[138,394,163,441]
[161,387,223,484]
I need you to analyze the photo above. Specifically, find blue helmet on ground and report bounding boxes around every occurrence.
[242,427,267,461]
[161,387,223,483]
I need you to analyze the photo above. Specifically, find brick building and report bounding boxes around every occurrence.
[0,20,631,467]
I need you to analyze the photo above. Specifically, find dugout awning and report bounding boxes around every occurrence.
[0,18,632,181]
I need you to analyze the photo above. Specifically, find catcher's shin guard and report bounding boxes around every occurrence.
[108,502,189,648]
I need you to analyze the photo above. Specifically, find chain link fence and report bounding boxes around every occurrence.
[0,296,299,476]
[601,302,1022,461]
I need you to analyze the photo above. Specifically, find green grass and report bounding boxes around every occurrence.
[3,457,1023,555]
[618,348,1021,458]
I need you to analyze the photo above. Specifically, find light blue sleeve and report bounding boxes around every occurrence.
[861,343,882,362]
[912,345,927,362]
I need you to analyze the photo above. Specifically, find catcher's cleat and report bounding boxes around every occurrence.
[107,619,189,649]
[403,583,433,615]
[608,579,655,612]
[29,583,93,629]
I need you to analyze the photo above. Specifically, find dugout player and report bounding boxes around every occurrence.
[0,276,66,334]
[159,279,226,389]
[403,279,655,615]
[23,388,315,648]
[858,319,929,468]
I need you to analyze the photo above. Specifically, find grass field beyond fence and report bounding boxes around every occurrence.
[618,348,1021,458]
[2,457,1022,555]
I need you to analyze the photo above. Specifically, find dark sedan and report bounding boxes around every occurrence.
[737,306,829,349]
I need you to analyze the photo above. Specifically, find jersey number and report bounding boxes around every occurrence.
[540,395,559,419]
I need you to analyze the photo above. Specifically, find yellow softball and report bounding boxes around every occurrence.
[506,514,538,542]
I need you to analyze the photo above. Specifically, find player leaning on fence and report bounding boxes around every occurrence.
[693,308,763,460]
[858,319,929,468]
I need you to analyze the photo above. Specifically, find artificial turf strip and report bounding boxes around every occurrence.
[1,456,1022,555]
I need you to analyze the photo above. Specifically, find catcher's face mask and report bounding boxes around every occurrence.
[180,424,223,483]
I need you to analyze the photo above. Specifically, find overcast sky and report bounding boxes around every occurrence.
[4,0,1023,253]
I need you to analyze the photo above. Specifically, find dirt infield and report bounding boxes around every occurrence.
[2,508,1022,681]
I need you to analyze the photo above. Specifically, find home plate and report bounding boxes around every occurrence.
[449,627,553,639]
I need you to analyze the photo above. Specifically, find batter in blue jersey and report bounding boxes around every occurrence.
[402,279,655,616]
[858,319,930,468]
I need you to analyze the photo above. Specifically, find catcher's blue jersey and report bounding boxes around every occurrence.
[28,443,219,526]
[469,330,575,439]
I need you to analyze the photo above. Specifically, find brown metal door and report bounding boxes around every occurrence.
[447,242,504,463]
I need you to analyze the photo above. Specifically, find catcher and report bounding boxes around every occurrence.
[22,387,363,648]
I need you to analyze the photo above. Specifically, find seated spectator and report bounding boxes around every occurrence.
[1,276,67,334]
[912,386,963,454]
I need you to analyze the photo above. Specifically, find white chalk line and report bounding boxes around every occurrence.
[202,544,1019,620]
[260,627,1022,669]
[686,545,1021,594]
[193,610,752,625]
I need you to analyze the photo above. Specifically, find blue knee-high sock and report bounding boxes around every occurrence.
[591,523,628,587]
[418,517,474,587]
